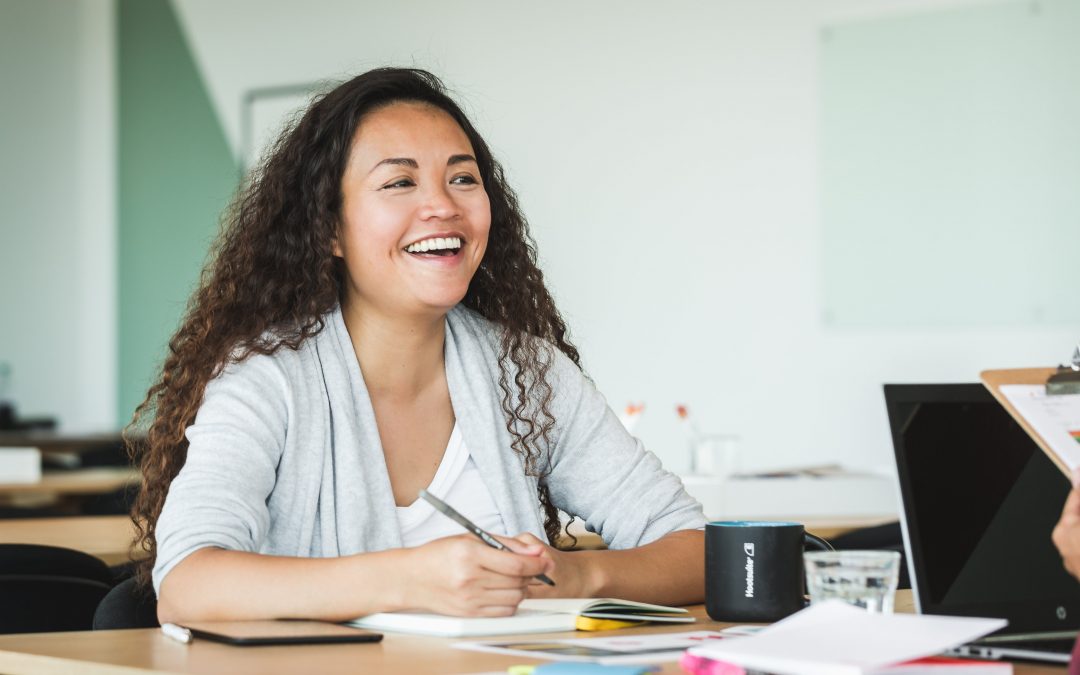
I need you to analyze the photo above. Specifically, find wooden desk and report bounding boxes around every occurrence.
[0,467,139,497]
[0,515,137,566]
[0,594,1065,674]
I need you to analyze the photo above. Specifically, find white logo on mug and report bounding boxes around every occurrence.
[744,542,755,598]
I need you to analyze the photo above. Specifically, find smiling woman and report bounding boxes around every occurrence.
[128,68,707,624]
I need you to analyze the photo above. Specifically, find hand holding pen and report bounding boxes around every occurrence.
[419,489,556,586]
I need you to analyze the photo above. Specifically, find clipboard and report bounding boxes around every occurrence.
[981,367,1080,477]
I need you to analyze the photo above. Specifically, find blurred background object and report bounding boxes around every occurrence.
[0,362,55,432]
[618,402,646,434]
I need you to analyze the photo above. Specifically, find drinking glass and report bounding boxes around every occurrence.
[804,550,901,613]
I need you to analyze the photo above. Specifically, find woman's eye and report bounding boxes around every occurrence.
[450,174,478,185]
[382,178,415,189]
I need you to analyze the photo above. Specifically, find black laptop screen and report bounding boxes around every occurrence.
[887,383,1080,632]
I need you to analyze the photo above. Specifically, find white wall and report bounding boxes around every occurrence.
[0,0,116,432]
[170,0,1079,474]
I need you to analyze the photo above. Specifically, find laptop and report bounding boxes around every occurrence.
[886,383,1080,664]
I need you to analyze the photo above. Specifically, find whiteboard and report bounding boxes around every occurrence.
[821,0,1080,327]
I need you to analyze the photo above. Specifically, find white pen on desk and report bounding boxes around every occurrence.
[160,622,192,644]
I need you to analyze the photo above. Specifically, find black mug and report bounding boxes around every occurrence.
[705,520,832,622]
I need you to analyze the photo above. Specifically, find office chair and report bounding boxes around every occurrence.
[0,544,114,633]
[93,577,159,629]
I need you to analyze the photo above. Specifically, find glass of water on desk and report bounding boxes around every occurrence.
[804,550,901,613]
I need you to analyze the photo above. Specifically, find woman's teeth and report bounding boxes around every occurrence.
[405,236,463,254]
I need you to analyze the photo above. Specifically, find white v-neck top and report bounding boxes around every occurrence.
[395,424,507,548]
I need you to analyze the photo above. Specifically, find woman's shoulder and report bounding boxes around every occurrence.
[214,310,338,388]
[192,311,345,449]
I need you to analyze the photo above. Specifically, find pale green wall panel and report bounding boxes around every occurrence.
[822,0,1080,327]
[118,0,238,425]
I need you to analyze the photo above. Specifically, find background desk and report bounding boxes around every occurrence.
[0,431,123,450]
[566,515,897,550]
[0,467,138,499]
[0,432,136,512]
[0,515,136,566]
[0,596,1065,675]
[680,474,899,524]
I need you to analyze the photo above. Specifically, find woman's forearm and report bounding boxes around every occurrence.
[571,529,705,605]
[156,547,411,624]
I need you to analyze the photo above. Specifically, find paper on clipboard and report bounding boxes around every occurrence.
[981,368,1077,477]
[998,385,1080,473]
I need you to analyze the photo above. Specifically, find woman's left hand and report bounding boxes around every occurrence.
[496,532,597,598]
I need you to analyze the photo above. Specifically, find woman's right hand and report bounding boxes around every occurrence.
[400,534,553,616]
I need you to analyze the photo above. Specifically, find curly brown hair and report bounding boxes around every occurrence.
[127,68,581,589]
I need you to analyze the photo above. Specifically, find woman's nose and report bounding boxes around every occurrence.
[417,184,459,220]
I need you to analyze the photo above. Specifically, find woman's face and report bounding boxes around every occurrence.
[335,102,491,320]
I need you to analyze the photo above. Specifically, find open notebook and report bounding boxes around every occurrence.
[348,598,693,637]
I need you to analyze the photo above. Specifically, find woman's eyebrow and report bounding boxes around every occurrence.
[369,157,418,174]
[368,154,475,174]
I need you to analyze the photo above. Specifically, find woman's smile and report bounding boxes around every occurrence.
[402,232,465,259]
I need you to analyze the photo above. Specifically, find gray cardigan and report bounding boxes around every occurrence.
[153,305,706,595]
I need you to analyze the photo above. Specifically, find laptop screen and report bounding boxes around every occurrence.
[886,383,1080,633]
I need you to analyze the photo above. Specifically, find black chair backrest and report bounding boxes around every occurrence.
[93,577,159,630]
[0,575,111,633]
[0,544,112,584]
[0,543,116,633]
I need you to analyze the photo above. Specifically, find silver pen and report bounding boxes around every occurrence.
[418,489,556,586]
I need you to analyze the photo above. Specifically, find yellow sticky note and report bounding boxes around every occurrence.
[574,616,647,631]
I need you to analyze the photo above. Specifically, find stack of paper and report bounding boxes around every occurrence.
[687,601,1007,675]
